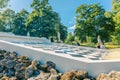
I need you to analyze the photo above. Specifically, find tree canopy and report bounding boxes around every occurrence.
[75,3,114,43]
[26,0,67,40]
[111,0,120,44]
[0,0,9,9]
[0,8,15,32]
[12,9,29,36]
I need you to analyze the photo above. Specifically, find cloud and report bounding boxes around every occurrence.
[68,25,76,30]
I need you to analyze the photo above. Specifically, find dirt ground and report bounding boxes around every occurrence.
[103,48,120,60]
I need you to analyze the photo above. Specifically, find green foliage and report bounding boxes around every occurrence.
[12,9,29,36]
[0,8,15,32]
[112,0,120,12]
[65,32,74,44]
[112,11,120,44]
[26,0,58,38]
[55,23,68,41]
[0,0,9,9]
[0,0,10,31]
[111,0,120,44]
[75,3,114,43]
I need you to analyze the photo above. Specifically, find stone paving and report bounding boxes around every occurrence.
[19,42,107,60]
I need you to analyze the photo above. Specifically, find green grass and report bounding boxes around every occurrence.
[65,41,120,49]
[105,44,120,49]
[80,43,120,49]
[80,43,96,48]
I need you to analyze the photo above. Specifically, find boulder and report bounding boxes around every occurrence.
[36,72,50,80]
[0,65,4,72]
[46,61,56,68]
[15,70,25,79]
[48,74,59,80]
[108,70,120,79]
[14,63,25,71]
[75,70,88,79]
[3,68,15,77]
[97,71,120,80]
[25,68,34,79]
[96,73,110,80]
[0,59,8,66]
[60,70,76,80]
[6,60,16,68]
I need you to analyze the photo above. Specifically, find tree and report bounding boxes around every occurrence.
[55,23,67,41]
[0,0,9,9]
[12,9,29,36]
[112,0,120,13]
[65,32,74,44]
[26,0,67,39]
[0,8,15,32]
[111,0,120,44]
[0,16,5,31]
[0,0,10,31]
[75,3,114,43]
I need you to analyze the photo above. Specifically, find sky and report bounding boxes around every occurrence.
[9,0,112,31]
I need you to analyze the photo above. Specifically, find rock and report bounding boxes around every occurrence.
[14,63,25,71]
[4,52,12,60]
[97,71,120,80]
[19,59,31,67]
[50,68,58,75]
[15,70,25,79]
[83,78,91,80]
[9,77,17,80]
[75,70,88,79]
[3,68,15,77]
[0,59,8,66]
[0,65,4,72]
[17,56,29,60]
[0,54,4,60]
[60,70,76,80]
[36,72,50,80]
[0,73,3,78]
[61,70,88,80]
[33,70,40,76]
[40,64,48,72]
[46,61,56,68]
[25,68,34,79]
[0,76,10,80]
[108,70,120,79]
[25,59,39,79]
[10,51,17,59]
[6,60,16,68]
[27,77,36,80]
[48,74,59,80]
[96,73,110,80]
[0,50,6,54]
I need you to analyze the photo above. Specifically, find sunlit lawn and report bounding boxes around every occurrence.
[80,43,120,49]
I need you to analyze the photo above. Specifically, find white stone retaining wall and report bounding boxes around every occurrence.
[0,40,120,77]
[0,32,51,44]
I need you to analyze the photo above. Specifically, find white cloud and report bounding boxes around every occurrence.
[68,25,76,30]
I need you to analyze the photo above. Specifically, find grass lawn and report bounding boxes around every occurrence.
[80,42,120,49]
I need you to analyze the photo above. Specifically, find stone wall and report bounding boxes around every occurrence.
[0,32,51,44]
